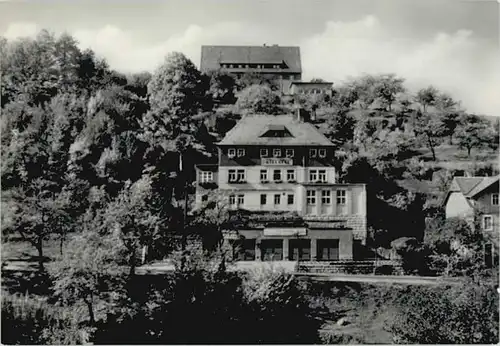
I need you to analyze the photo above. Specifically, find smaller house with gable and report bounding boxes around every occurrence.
[444,175,499,265]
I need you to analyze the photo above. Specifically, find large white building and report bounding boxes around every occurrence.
[195,113,367,261]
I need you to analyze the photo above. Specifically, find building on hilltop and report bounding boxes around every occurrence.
[200,45,302,81]
[194,112,367,262]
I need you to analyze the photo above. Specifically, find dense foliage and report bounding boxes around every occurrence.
[1,30,498,344]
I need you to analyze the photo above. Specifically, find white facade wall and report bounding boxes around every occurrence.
[214,165,366,218]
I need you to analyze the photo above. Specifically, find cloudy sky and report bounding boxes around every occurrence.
[1,0,499,115]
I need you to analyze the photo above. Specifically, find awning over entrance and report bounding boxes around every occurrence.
[263,227,307,237]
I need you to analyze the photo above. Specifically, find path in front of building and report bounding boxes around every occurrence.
[136,261,466,286]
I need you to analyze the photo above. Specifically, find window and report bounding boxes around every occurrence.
[237,169,245,182]
[310,149,317,158]
[321,190,331,204]
[286,149,294,158]
[273,169,282,182]
[318,170,327,182]
[237,194,244,205]
[260,148,268,157]
[260,169,268,182]
[261,239,283,261]
[492,194,499,206]
[483,215,493,231]
[289,239,311,261]
[287,194,294,205]
[317,239,339,261]
[237,148,245,157]
[309,170,318,182]
[229,195,236,205]
[228,169,237,182]
[260,194,267,205]
[307,190,316,205]
[228,148,236,158]
[286,169,296,182]
[319,149,326,158]
[274,194,281,205]
[337,190,346,205]
[200,171,213,183]
[201,194,208,202]
[273,148,281,157]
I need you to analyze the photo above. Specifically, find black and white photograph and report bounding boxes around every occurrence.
[1,0,499,344]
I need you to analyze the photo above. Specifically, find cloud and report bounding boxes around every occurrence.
[2,22,38,39]
[301,15,500,116]
[72,22,274,73]
[2,17,499,115]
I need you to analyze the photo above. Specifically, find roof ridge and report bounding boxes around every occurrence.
[469,175,500,197]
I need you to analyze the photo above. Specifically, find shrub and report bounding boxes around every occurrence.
[389,282,499,344]
[94,252,321,344]
[240,269,321,344]
[1,291,87,345]
[391,237,431,275]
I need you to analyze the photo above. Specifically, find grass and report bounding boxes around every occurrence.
[2,236,65,271]
[311,282,400,344]
[418,143,498,167]
[2,236,73,295]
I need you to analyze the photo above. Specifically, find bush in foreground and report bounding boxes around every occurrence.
[389,281,499,344]
[1,291,88,345]
[94,250,321,344]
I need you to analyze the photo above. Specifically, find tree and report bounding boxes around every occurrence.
[1,30,59,106]
[391,237,430,274]
[235,84,282,115]
[104,177,162,277]
[235,71,280,91]
[415,86,439,113]
[330,85,358,111]
[424,217,488,276]
[140,52,212,163]
[316,107,356,147]
[189,191,249,252]
[413,110,445,161]
[5,181,71,272]
[50,230,125,325]
[125,71,152,98]
[373,74,405,111]
[345,75,377,109]
[456,115,492,157]
[390,282,498,344]
[353,117,378,151]
[206,70,237,105]
[53,32,82,91]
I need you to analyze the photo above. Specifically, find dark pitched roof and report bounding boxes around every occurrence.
[451,177,485,195]
[200,45,302,73]
[444,176,499,206]
[217,114,334,146]
[469,176,499,197]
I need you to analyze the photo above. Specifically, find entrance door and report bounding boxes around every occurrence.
[317,239,339,261]
[289,239,311,261]
[261,239,283,261]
